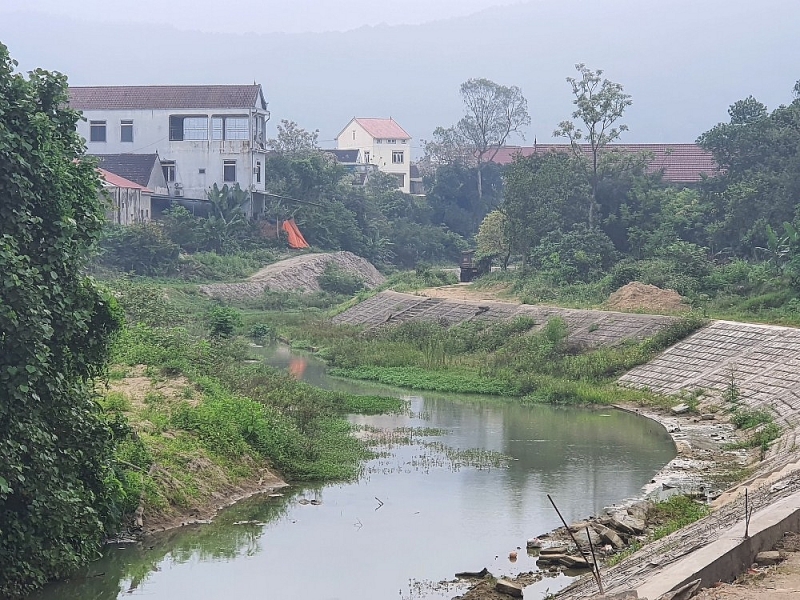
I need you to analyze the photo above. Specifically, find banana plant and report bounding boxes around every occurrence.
[757,223,792,275]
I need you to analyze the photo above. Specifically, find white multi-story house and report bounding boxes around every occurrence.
[336,118,412,193]
[69,84,270,216]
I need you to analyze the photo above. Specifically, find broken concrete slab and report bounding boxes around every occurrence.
[656,578,700,600]
[608,512,645,535]
[670,404,690,415]
[593,523,626,549]
[539,546,568,556]
[754,550,783,566]
[495,578,523,597]
[575,527,603,548]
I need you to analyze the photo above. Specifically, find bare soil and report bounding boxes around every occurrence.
[606,282,690,313]
[418,283,515,302]
[693,533,800,600]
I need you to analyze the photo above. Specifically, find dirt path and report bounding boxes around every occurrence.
[418,283,515,302]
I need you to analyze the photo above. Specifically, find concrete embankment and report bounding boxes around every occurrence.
[332,290,677,348]
[558,319,800,599]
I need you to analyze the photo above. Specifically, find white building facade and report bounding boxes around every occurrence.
[336,118,412,193]
[70,85,270,215]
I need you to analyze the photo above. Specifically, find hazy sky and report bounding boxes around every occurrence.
[2,0,798,150]
[2,0,526,33]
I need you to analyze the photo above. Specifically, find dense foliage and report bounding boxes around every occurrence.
[0,45,123,598]
[467,76,800,320]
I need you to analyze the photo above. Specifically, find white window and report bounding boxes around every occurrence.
[223,160,236,182]
[255,161,261,183]
[394,173,405,188]
[392,151,404,164]
[377,139,382,144]
[89,121,106,142]
[225,117,249,140]
[352,130,356,140]
[364,151,370,163]
[120,120,133,143]
[210,116,249,140]
[161,160,176,182]
[211,117,224,140]
[170,115,208,140]
[183,117,208,140]
[387,139,397,144]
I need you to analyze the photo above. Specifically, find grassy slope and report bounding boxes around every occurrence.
[102,279,405,531]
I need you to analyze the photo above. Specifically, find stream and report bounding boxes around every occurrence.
[28,344,675,600]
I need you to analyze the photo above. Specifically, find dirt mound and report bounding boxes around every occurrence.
[607,281,690,313]
[199,251,385,300]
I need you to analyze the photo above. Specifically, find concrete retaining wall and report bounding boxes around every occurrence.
[620,320,800,438]
[332,291,677,348]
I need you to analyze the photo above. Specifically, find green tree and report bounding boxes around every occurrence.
[554,63,634,226]
[0,44,123,597]
[476,210,511,269]
[425,162,502,237]
[268,119,320,155]
[429,78,530,200]
[203,183,250,253]
[697,85,800,255]
[501,152,589,270]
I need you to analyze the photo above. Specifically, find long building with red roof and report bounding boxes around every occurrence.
[486,143,718,184]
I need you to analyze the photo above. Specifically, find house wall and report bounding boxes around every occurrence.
[337,120,411,193]
[105,186,152,225]
[77,107,268,202]
[146,159,169,196]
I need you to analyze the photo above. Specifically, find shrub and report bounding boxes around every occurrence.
[317,262,365,296]
[249,323,274,342]
[98,223,180,276]
[207,306,243,338]
[529,225,618,284]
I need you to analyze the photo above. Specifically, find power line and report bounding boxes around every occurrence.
[262,191,323,207]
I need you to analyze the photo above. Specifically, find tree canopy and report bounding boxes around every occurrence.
[554,63,634,226]
[427,78,530,199]
[0,43,123,598]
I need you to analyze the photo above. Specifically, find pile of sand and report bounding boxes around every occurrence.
[200,251,385,299]
[607,281,690,313]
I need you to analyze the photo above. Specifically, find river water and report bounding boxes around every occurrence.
[29,345,675,600]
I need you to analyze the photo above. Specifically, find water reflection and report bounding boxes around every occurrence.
[29,345,674,600]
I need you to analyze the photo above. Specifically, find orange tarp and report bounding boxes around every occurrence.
[282,218,309,249]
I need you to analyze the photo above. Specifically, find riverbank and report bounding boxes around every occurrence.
[442,400,754,600]
[101,365,289,535]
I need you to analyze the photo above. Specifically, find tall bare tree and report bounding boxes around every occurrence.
[427,78,530,200]
[554,64,632,226]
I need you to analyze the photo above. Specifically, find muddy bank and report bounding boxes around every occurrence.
[137,474,288,536]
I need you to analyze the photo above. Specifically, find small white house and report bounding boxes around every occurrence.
[336,118,412,193]
[70,85,270,217]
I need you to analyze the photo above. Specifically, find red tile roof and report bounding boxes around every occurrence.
[353,118,411,140]
[487,144,719,183]
[69,85,265,111]
[98,168,153,193]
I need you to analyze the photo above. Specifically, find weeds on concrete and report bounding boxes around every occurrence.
[282,312,703,406]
